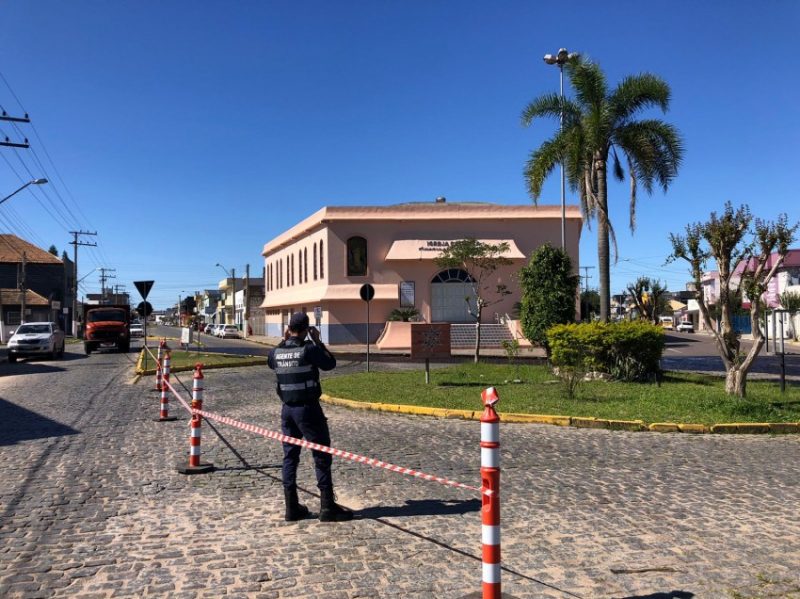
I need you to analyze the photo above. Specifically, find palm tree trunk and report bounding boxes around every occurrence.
[596,157,610,322]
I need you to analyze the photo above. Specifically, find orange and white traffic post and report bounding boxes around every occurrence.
[177,363,214,474]
[480,386,501,599]
[154,339,167,392]
[155,349,177,422]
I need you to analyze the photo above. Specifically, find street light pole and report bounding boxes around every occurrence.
[215,264,235,327]
[543,48,577,250]
[0,178,47,206]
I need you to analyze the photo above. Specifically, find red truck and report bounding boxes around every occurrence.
[83,304,131,354]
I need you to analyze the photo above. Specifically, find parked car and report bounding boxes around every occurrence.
[203,323,215,334]
[219,324,241,339]
[659,316,674,330]
[7,322,66,363]
[130,323,144,338]
[211,324,224,337]
[676,320,695,333]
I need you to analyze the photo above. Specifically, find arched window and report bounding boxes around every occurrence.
[291,254,295,286]
[304,248,308,283]
[267,263,271,291]
[313,243,318,280]
[320,240,324,278]
[298,250,302,284]
[347,236,367,277]
[431,269,475,283]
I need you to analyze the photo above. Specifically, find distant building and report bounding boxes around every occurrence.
[0,235,73,340]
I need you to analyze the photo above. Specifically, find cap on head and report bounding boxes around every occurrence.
[288,312,310,333]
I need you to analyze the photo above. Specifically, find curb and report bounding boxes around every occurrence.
[319,394,800,435]
[134,349,265,376]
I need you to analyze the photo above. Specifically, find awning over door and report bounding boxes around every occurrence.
[384,239,525,260]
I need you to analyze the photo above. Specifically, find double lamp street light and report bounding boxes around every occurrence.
[543,47,577,251]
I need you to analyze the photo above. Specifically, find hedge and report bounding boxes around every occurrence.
[546,321,665,382]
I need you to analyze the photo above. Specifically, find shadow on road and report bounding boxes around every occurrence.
[616,592,694,599]
[358,498,480,519]
[0,396,79,446]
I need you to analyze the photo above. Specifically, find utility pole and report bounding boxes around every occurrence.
[0,110,31,148]
[244,263,250,338]
[19,252,27,324]
[99,268,116,303]
[580,266,595,292]
[70,230,97,337]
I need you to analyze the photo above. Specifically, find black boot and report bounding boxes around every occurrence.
[284,487,310,521]
[319,486,353,522]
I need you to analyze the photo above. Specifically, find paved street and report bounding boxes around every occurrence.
[1,342,800,598]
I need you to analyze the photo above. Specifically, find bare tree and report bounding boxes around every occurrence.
[669,202,797,397]
[435,239,512,363]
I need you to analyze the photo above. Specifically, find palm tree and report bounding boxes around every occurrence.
[522,57,683,321]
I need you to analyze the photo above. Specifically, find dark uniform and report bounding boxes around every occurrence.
[267,336,337,489]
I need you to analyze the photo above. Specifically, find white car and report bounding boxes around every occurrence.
[676,321,694,333]
[7,322,66,363]
[130,323,144,338]
[219,325,240,339]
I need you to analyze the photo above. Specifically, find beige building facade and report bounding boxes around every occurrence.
[261,201,581,345]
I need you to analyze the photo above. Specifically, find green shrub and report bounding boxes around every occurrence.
[547,321,665,382]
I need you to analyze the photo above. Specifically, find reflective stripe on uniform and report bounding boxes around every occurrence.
[279,365,315,374]
[279,380,319,391]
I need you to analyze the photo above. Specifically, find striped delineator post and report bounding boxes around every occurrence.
[154,339,166,391]
[177,363,214,474]
[480,386,501,599]
[155,349,177,422]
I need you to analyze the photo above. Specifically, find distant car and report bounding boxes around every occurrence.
[7,322,65,363]
[659,316,674,330]
[676,321,694,333]
[130,323,144,338]
[212,324,224,337]
[219,325,241,339]
[203,323,215,334]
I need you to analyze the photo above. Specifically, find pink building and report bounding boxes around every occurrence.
[261,200,582,345]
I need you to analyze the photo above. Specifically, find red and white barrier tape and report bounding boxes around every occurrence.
[159,376,488,496]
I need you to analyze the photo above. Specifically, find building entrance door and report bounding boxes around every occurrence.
[431,269,476,323]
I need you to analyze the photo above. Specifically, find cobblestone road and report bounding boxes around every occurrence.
[1,348,799,598]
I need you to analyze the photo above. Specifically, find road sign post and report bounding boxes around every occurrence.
[359,284,375,372]
[134,280,154,370]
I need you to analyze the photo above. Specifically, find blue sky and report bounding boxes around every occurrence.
[0,1,798,309]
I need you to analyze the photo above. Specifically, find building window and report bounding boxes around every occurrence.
[304,248,308,283]
[313,243,318,280]
[291,254,295,286]
[280,259,283,288]
[298,250,303,284]
[347,236,366,276]
[320,240,324,279]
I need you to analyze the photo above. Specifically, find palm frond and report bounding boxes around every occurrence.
[566,58,607,113]
[614,120,684,194]
[523,136,563,201]
[608,73,671,122]
[627,154,638,232]
[520,93,563,126]
[611,146,625,181]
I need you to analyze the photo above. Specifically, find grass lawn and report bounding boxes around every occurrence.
[324,363,800,425]
[139,349,264,372]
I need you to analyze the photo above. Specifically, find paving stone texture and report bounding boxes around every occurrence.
[1,348,799,598]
